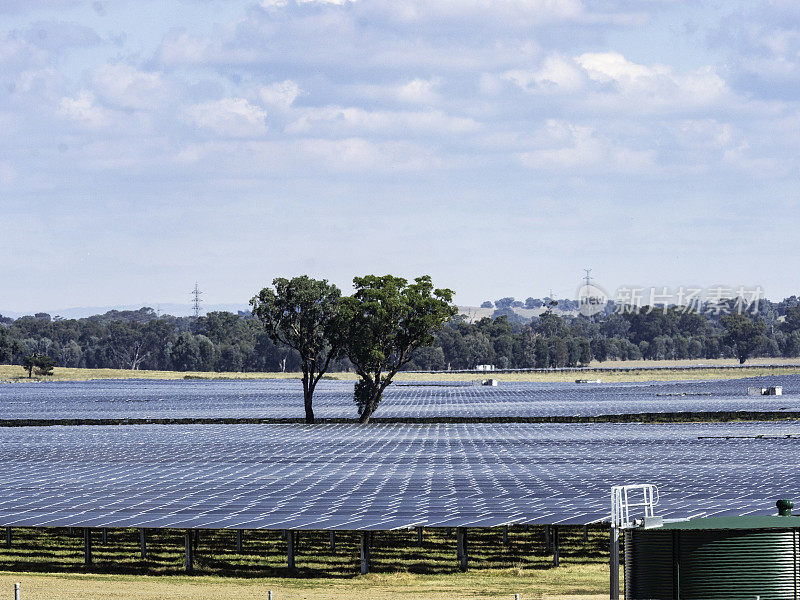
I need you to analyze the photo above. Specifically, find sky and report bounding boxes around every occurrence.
[1,0,800,314]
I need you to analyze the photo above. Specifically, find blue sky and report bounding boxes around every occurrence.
[1,0,799,313]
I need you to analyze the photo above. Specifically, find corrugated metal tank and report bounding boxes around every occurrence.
[625,528,799,599]
[624,506,800,600]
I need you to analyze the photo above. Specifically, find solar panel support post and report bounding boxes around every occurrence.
[184,529,194,574]
[456,527,468,571]
[417,527,423,545]
[83,528,92,566]
[287,530,295,570]
[139,528,147,558]
[503,525,509,546]
[583,524,589,543]
[5,527,11,548]
[329,531,336,552]
[609,526,620,599]
[236,529,242,553]
[552,526,560,567]
[360,531,370,575]
[193,529,199,553]
[545,525,551,552]
[102,528,108,545]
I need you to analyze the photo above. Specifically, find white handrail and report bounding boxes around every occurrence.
[611,484,659,529]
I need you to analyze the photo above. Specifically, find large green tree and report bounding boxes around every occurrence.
[341,275,457,424]
[250,276,343,424]
[721,313,767,364]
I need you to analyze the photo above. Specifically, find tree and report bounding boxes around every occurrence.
[251,276,343,424]
[21,353,55,377]
[525,297,542,309]
[721,313,766,364]
[341,275,457,424]
[480,301,493,308]
[535,312,566,337]
[170,332,202,371]
[782,305,800,334]
[106,321,151,370]
[495,297,515,309]
[22,354,37,378]
[35,354,55,376]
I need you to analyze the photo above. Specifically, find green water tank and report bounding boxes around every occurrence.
[625,508,800,600]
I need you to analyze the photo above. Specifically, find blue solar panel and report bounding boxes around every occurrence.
[0,421,797,530]
[0,375,798,420]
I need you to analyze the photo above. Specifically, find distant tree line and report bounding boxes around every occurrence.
[0,308,306,374]
[404,295,800,370]
[2,295,799,378]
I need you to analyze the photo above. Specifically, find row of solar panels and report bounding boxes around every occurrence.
[0,421,797,530]
[0,375,797,420]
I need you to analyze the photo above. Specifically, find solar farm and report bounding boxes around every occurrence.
[1,421,799,531]
[1,375,798,420]
[0,374,798,594]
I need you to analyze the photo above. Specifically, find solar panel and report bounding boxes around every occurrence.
[0,421,797,530]
[0,375,798,420]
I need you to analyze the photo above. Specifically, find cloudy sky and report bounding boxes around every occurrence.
[1,0,799,313]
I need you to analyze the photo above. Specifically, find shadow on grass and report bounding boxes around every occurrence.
[0,525,610,578]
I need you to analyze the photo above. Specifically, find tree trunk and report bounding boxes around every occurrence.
[303,388,315,424]
[358,387,381,424]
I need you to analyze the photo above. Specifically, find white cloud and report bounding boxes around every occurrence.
[374,0,585,26]
[259,80,301,108]
[502,53,586,93]
[286,106,479,136]
[296,137,441,172]
[186,98,267,137]
[576,51,653,82]
[576,52,728,110]
[500,51,729,114]
[186,98,268,137]
[173,137,443,174]
[517,119,655,172]
[673,119,735,151]
[92,64,169,111]
[396,78,441,103]
[57,90,111,129]
[297,0,359,4]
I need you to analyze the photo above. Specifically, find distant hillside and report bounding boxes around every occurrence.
[0,303,251,320]
[458,305,578,323]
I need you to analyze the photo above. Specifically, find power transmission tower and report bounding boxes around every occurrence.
[191,283,203,319]
[583,268,593,287]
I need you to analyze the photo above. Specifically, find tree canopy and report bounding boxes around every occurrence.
[251,276,343,424]
[341,275,457,424]
[721,313,766,364]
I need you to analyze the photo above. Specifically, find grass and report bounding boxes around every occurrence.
[2,358,800,384]
[0,526,613,599]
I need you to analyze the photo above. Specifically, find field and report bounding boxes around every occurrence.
[0,527,611,599]
[2,357,800,384]
[1,362,793,598]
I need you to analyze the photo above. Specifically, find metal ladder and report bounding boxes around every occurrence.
[611,483,659,529]
[610,484,660,599]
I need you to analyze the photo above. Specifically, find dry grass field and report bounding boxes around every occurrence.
[2,358,800,384]
[0,571,609,600]
[0,527,613,599]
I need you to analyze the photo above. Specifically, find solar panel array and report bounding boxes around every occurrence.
[0,421,798,530]
[1,375,798,420]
